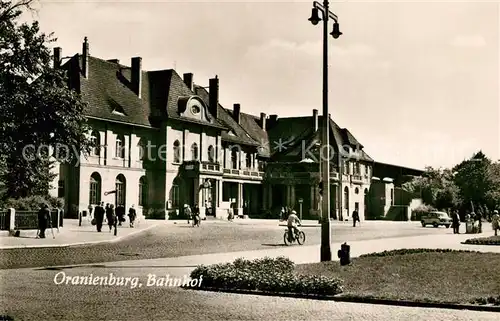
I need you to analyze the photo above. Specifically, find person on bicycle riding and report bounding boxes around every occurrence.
[287,210,301,241]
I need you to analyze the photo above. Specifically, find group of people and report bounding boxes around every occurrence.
[184,204,201,226]
[450,209,500,235]
[89,203,137,234]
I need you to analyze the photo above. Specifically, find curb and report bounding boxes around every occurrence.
[185,287,500,312]
[0,222,161,249]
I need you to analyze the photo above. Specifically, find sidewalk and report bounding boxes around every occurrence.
[0,218,163,249]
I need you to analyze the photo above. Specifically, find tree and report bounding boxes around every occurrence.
[452,151,492,211]
[0,0,93,199]
[403,166,460,210]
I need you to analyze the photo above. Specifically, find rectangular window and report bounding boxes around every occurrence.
[58,180,64,198]
[172,185,179,207]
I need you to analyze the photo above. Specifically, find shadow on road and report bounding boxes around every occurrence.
[261,243,287,247]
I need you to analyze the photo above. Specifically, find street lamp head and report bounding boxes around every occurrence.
[308,8,321,25]
[330,21,342,39]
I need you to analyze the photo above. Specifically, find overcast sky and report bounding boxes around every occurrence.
[24,0,499,170]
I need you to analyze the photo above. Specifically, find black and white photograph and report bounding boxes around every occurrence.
[0,0,499,320]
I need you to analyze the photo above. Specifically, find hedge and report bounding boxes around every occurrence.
[189,256,344,296]
[0,195,64,211]
[464,236,500,245]
[471,296,500,306]
[359,248,479,258]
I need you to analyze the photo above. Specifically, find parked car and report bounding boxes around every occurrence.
[421,211,452,228]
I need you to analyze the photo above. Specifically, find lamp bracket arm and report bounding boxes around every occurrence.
[312,1,339,21]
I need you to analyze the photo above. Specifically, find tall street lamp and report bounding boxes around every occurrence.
[308,1,342,262]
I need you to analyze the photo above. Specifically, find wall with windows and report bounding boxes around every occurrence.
[77,166,147,215]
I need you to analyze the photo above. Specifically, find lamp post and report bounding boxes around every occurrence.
[308,1,342,262]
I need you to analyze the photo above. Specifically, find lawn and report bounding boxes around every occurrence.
[294,250,500,305]
[464,235,500,245]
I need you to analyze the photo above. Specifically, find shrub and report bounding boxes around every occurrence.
[189,256,343,296]
[0,195,64,211]
[464,236,500,245]
[471,296,500,306]
[359,248,479,258]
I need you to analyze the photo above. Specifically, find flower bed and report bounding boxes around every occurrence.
[189,256,344,296]
[471,296,500,306]
[464,236,500,245]
[359,248,479,258]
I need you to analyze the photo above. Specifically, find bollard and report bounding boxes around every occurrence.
[337,242,351,266]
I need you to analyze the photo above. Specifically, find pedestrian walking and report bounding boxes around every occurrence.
[106,204,116,233]
[184,204,192,224]
[128,204,137,228]
[452,210,460,234]
[116,204,125,226]
[352,209,360,227]
[492,210,500,236]
[95,201,105,232]
[37,204,51,239]
[88,204,93,219]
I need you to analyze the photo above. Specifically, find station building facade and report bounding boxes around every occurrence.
[51,38,423,221]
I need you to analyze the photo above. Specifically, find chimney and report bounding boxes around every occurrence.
[107,59,120,64]
[313,109,318,131]
[269,114,278,129]
[183,73,193,91]
[82,37,89,78]
[260,113,267,130]
[131,57,142,98]
[233,104,241,124]
[53,47,61,69]
[208,76,219,118]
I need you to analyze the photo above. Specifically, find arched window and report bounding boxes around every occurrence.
[231,149,238,169]
[90,131,100,156]
[246,153,252,169]
[115,134,125,158]
[139,176,148,206]
[115,174,126,207]
[191,143,198,161]
[173,140,181,163]
[355,187,359,194]
[89,172,101,205]
[138,138,147,161]
[207,145,215,163]
[344,186,349,210]
[364,188,369,195]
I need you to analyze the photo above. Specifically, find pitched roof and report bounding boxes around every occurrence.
[239,112,270,157]
[194,85,259,147]
[67,55,227,129]
[72,55,154,127]
[267,115,373,162]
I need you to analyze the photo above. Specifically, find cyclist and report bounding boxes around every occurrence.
[287,210,301,242]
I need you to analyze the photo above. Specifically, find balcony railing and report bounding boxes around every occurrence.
[182,160,221,173]
[223,168,264,179]
[351,174,363,184]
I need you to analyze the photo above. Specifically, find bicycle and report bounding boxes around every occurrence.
[283,227,305,246]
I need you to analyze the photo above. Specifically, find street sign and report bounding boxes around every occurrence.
[298,198,303,204]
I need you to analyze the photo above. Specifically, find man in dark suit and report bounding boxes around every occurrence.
[37,204,51,238]
[95,202,105,232]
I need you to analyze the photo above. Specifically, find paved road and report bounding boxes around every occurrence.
[0,220,454,269]
[1,264,498,321]
[2,232,499,320]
